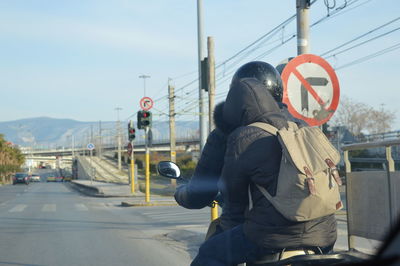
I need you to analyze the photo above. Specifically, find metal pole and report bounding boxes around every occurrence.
[130,141,135,193]
[386,146,395,228]
[296,0,310,55]
[169,79,177,188]
[90,149,93,184]
[197,0,207,151]
[72,135,75,158]
[117,128,122,171]
[207,36,216,132]
[207,36,218,221]
[145,127,150,203]
[344,150,355,250]
[99,120,102,158]
[115,107,122,171]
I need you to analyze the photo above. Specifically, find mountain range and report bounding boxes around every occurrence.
[0,117,199,148]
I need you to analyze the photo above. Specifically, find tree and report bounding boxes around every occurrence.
[366,108,396,134]
[0,134,25,183]
[330,96,396,136]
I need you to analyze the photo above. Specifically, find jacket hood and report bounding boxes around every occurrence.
[223,78,288,129]
[213,101,235,135]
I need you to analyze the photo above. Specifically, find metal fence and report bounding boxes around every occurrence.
[342,139,400,250]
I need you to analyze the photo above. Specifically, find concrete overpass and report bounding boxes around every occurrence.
[23,138,200,157]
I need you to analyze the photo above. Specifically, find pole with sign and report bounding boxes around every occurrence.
[87,143,95,184]
[144,127,150,203]
[139,97,153,203]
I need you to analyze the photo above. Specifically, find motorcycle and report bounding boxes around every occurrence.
[157,161,400,266]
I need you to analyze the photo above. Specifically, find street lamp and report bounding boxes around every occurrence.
[139,75,151,96]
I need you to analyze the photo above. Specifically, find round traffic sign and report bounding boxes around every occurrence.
[87,143,95,150]
[140,97,154,111]
[281,54,340,126]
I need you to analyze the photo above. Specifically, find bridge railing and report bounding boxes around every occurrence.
[342,139,400,250]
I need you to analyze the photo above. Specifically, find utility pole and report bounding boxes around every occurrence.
[207,36,218,221]
[168,79,177,188]
[197,0,207,151]
[296,0,310,55]
[207,36,216,132]
[115,107,122,171]
[297,0,314,127]
[139,75,151,96]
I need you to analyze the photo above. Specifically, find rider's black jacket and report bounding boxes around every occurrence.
[174,102,233,209]
[218,78,337,250]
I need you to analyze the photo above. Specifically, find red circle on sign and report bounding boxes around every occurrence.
[281,54,340,126]
[140,97,154,111]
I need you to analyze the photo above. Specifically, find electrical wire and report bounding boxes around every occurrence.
[321,16,400,57]
[335,42,400,70]
[124,0,378,123]
[324,26,400,59]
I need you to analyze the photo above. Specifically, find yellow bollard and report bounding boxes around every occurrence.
[130,159,135,194]
[145,150,150,203]
[211,201,219,221]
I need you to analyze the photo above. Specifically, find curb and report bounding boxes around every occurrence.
[121,201,178,207]
[68,181,105,197]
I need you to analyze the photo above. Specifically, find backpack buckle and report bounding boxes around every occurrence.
[325,159,342,186]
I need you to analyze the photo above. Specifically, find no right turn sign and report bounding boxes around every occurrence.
[281,54,340,126]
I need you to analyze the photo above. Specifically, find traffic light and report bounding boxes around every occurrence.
[137,110,152,129]
[128,120,136,141]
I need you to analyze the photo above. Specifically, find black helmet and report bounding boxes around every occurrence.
[231,61,283,102]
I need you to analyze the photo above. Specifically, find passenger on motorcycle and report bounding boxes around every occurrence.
[189,62,337,266]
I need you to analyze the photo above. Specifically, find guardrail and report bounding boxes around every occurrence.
[342,138,400,250]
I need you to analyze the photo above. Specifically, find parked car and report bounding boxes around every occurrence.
[13,173,29,185]
[30,174,41,182]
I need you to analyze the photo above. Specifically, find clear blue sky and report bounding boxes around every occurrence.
[0,0,399,128]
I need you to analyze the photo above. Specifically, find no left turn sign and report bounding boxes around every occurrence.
[281,54,340,126]
[140,97,154,111]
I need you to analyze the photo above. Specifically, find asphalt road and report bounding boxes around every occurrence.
[0,169,211,266]
[0,169,381,266]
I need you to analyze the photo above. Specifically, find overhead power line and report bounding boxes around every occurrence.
[324,26,400,59]
[335,42,400,70]
[215,14,297,68]
[136,0,377,121]
[321,16,400,57]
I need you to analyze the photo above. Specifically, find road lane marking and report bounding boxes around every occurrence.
[75,203,89,211]
[42,204,56,212]
[8,204,27,212]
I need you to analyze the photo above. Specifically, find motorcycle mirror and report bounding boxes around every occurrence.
[157,161,181,179]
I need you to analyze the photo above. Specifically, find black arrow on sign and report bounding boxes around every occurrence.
[301,77,329,113]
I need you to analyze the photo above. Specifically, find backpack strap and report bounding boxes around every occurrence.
[248,122,278,135]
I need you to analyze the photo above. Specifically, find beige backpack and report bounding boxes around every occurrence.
[248,121,343,222]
